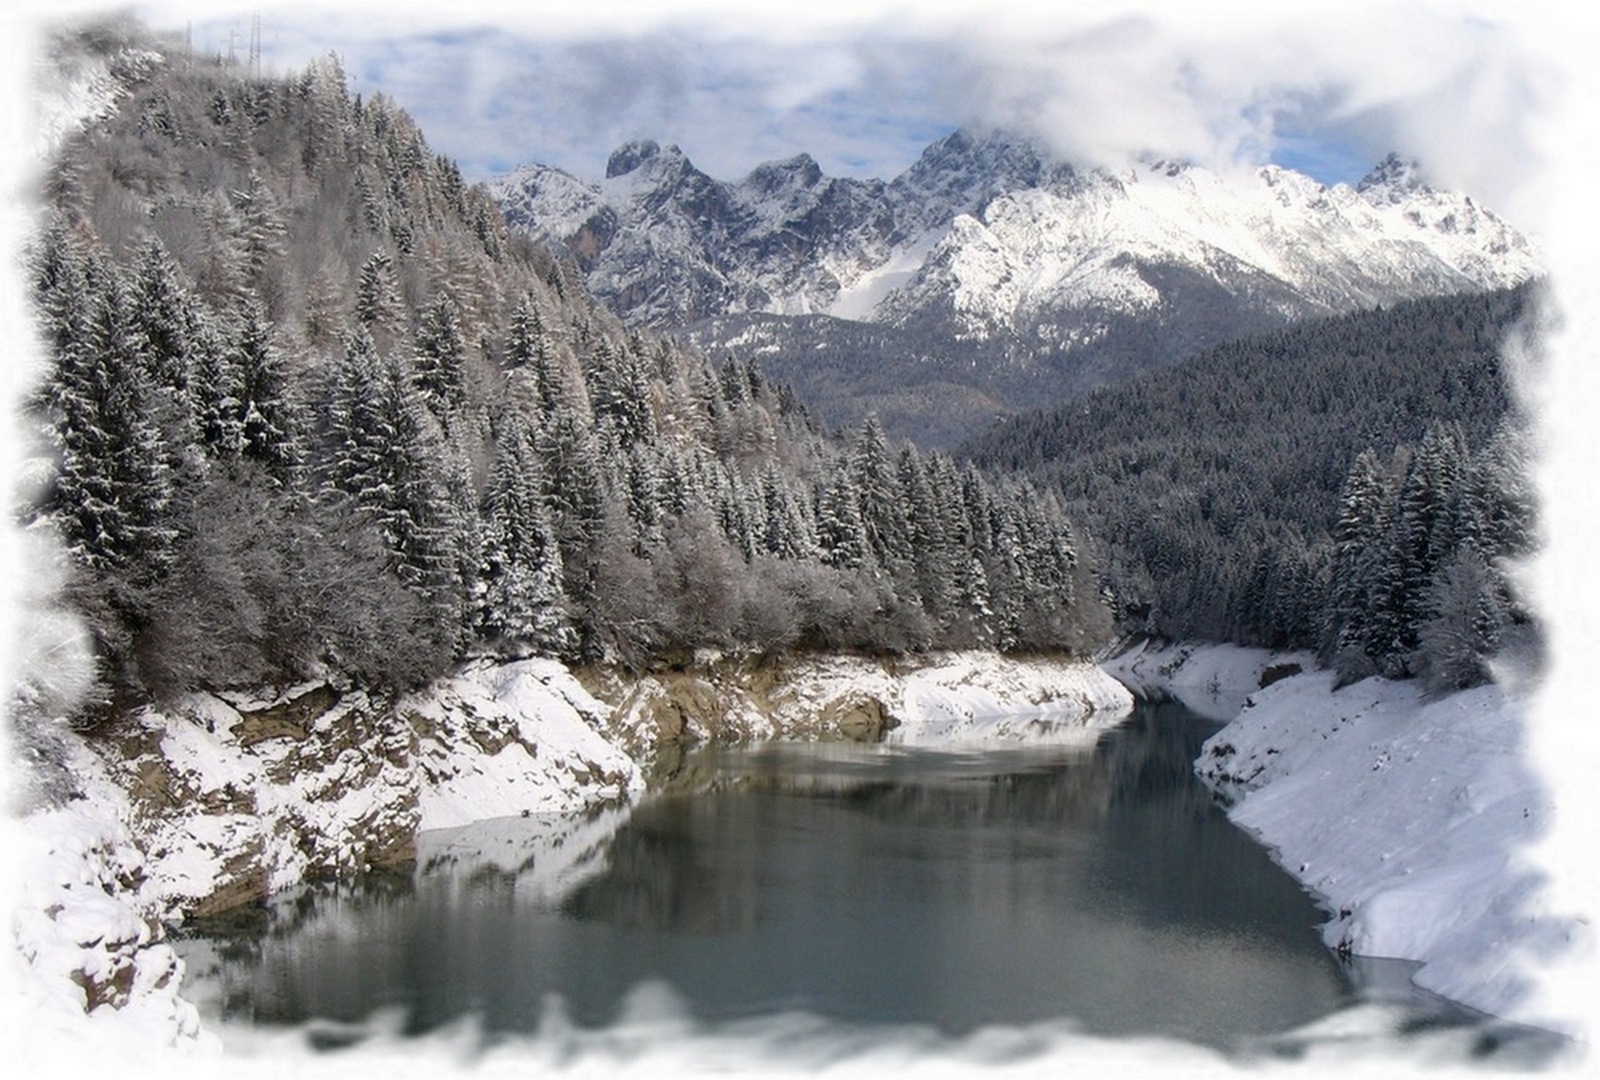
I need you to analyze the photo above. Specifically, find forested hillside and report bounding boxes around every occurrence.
[20,19,1108,723]
[964,286,1541,687]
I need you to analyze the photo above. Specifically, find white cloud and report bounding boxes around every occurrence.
[122,1,1558,238]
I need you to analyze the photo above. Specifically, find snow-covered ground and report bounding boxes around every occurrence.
[403,658,644,831]
[1106,639,1584,1038]
[6,657,647,1059]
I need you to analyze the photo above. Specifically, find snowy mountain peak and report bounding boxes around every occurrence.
[893,127,1056,207]
[745,153,824,195]
[1358,152,1428,200]
[605,139,689,178]
[1144,158,1196,179]
[489,129,1540,441]
[903,127,1045,181]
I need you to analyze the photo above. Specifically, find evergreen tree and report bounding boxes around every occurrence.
[191,313,244,460]
[231,299,300,482]
[850,417,912,572]
[1417,549,1505,690]
[1324,448,1393,661]
[816,462,870,572]
[127,237,196,400]
[623,442,666,558]
[232,170,290,317]
[41,245,180,624]
[354,249,405,343]
[541,409,609,660]
[899,447,955,629]
[413,292,467,418]
[505,295,546,370]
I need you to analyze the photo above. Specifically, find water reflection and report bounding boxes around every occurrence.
[175,702,1543,1059]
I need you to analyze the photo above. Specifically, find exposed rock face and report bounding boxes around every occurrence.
[78,661,643,921]
[824,695,899,742]
[86,684,423,920]
[583,649,1129,753]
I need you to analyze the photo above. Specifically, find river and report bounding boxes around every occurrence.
[173,700,1540,1062]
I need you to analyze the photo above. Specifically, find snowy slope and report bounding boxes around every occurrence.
[7,770,214,1057]
[31,35,162,157]
[490,130,1538,343]
[1108,640,1580,1036]
[403,658,643,831]
[878,158,1536,340]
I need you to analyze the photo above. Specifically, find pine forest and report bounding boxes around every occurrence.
[22,22,1108,722]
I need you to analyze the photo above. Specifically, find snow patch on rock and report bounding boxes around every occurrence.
[6,786,215,1055]
[405,659,644,831]
[589,650,1132,752]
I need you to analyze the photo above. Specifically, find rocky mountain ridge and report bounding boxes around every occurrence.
[490,131,1540,445]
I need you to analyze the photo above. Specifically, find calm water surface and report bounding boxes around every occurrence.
[176,701,1542,1059]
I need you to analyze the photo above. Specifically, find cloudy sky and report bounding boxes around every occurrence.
[105,0,1566,235]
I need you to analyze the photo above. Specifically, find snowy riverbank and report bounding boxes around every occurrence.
[7,650,1129,1056]
[1104,639,1580,1037]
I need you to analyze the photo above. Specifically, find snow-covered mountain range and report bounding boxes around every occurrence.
[492,129,1540,445]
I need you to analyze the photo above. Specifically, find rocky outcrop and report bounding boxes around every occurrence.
[84,684,422,921]
[71,660,641,922]
[583,649,1129,753]
[823,695,899,742]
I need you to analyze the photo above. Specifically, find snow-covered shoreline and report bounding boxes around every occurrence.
[8,649,1130,1054]
[1104,639,1580,1037]
[14,638,1586,1058]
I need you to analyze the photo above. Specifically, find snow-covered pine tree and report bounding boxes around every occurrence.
[1371,422,1468,672]
[231,170,290,318]
[1324,447,1393,662]
[38,240,180,628]
[127,237,197,401]
[623,441,667,558]
[1417,548,1505,690]
[354,249,406,345]
[540,408,610,660]
[231,297,301,482]
[413,292,467,418]
[477,417,572,653]
[816,460,871,573]
[190,311,246,459]
[850,417,912,578]
[898,447,954,630]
